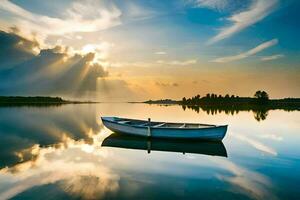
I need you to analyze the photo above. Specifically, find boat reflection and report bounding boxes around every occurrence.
[102,133,227,157]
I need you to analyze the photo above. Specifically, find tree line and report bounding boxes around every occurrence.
[181,90,277,106]
[0,96,66,103]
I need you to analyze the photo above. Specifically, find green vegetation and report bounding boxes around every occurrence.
[0,96,98,106]
[144,99,180,104]
[0,96,66,103]
[181,91,300,107]
[254,90,269,101]
[0,96,68,106]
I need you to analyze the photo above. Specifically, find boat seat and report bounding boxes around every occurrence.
[137,122,149,126]
[179,124,186,128]
[153,123,166,127]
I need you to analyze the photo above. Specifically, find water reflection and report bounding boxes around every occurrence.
[0,131,118,200]
[234,134,277,156]
[253,109,268,121]
[102,133,227,157]
[0,105,102,168]
[211,158,278,200]
[0,104,299,200]
[181,105,269,121]
[0,105,119,199]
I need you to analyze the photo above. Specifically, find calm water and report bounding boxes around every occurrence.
[0,103,299,200]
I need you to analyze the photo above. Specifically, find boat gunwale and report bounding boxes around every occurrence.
[101,117,228,131]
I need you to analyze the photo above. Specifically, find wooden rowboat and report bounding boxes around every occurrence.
[101,117,227,141]
[102,133,227,157]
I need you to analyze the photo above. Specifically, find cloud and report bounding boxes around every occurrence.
[188,0,230,12]
[0,0,122,44]
[156,59,197,66]
[123,1,159,21]
[208,0,278,44]
[81,42,114,63]
[155,82,179,87]
[155,51,167,55]
[212,39,278,63]
[261,54,284,61]
[0,31,108,96]
[186,0,250,13]
[0,30,38,69]
[109,59,197,68]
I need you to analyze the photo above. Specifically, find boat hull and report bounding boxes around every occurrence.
[101,117,227,141]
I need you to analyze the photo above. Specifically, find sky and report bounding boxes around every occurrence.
[0,0,299,101]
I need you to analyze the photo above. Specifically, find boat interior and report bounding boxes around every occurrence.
[113,117,216,128]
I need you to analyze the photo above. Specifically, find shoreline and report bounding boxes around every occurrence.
[0,96,100,106]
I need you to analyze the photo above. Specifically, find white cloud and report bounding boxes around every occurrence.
[212,39,278,63]
[124,1,159,21]
[155,82,179,87]
[106,61,154,68]
[157,59,197,66]
[208,0,278,44]
[189,0,230,11]
[107,59,197,68]
[155,51,167,55]
[81,42,114,60]
[0,0,122,43]
[261,54,284,61]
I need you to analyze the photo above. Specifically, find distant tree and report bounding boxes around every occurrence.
[261,91,269,100]
[187,98,191,104]
[254,90,269,104]
[254,90,269,100]
[182,97,186,103]
[225,94,230,98]
[254,90,261,98]
[206,93,211,98]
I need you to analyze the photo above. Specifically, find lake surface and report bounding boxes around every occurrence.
[0,103,299,200]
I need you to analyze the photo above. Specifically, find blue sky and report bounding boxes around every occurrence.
[0,0,299,100]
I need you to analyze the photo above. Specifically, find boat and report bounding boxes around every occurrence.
[101,117,227,141]
[102,133,227,157]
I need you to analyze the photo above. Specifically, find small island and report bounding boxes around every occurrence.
[145,91,300,107]
[0,96,98,106]
[144,91,300,121]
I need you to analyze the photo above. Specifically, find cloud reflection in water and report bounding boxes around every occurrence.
[0,130,119,199]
